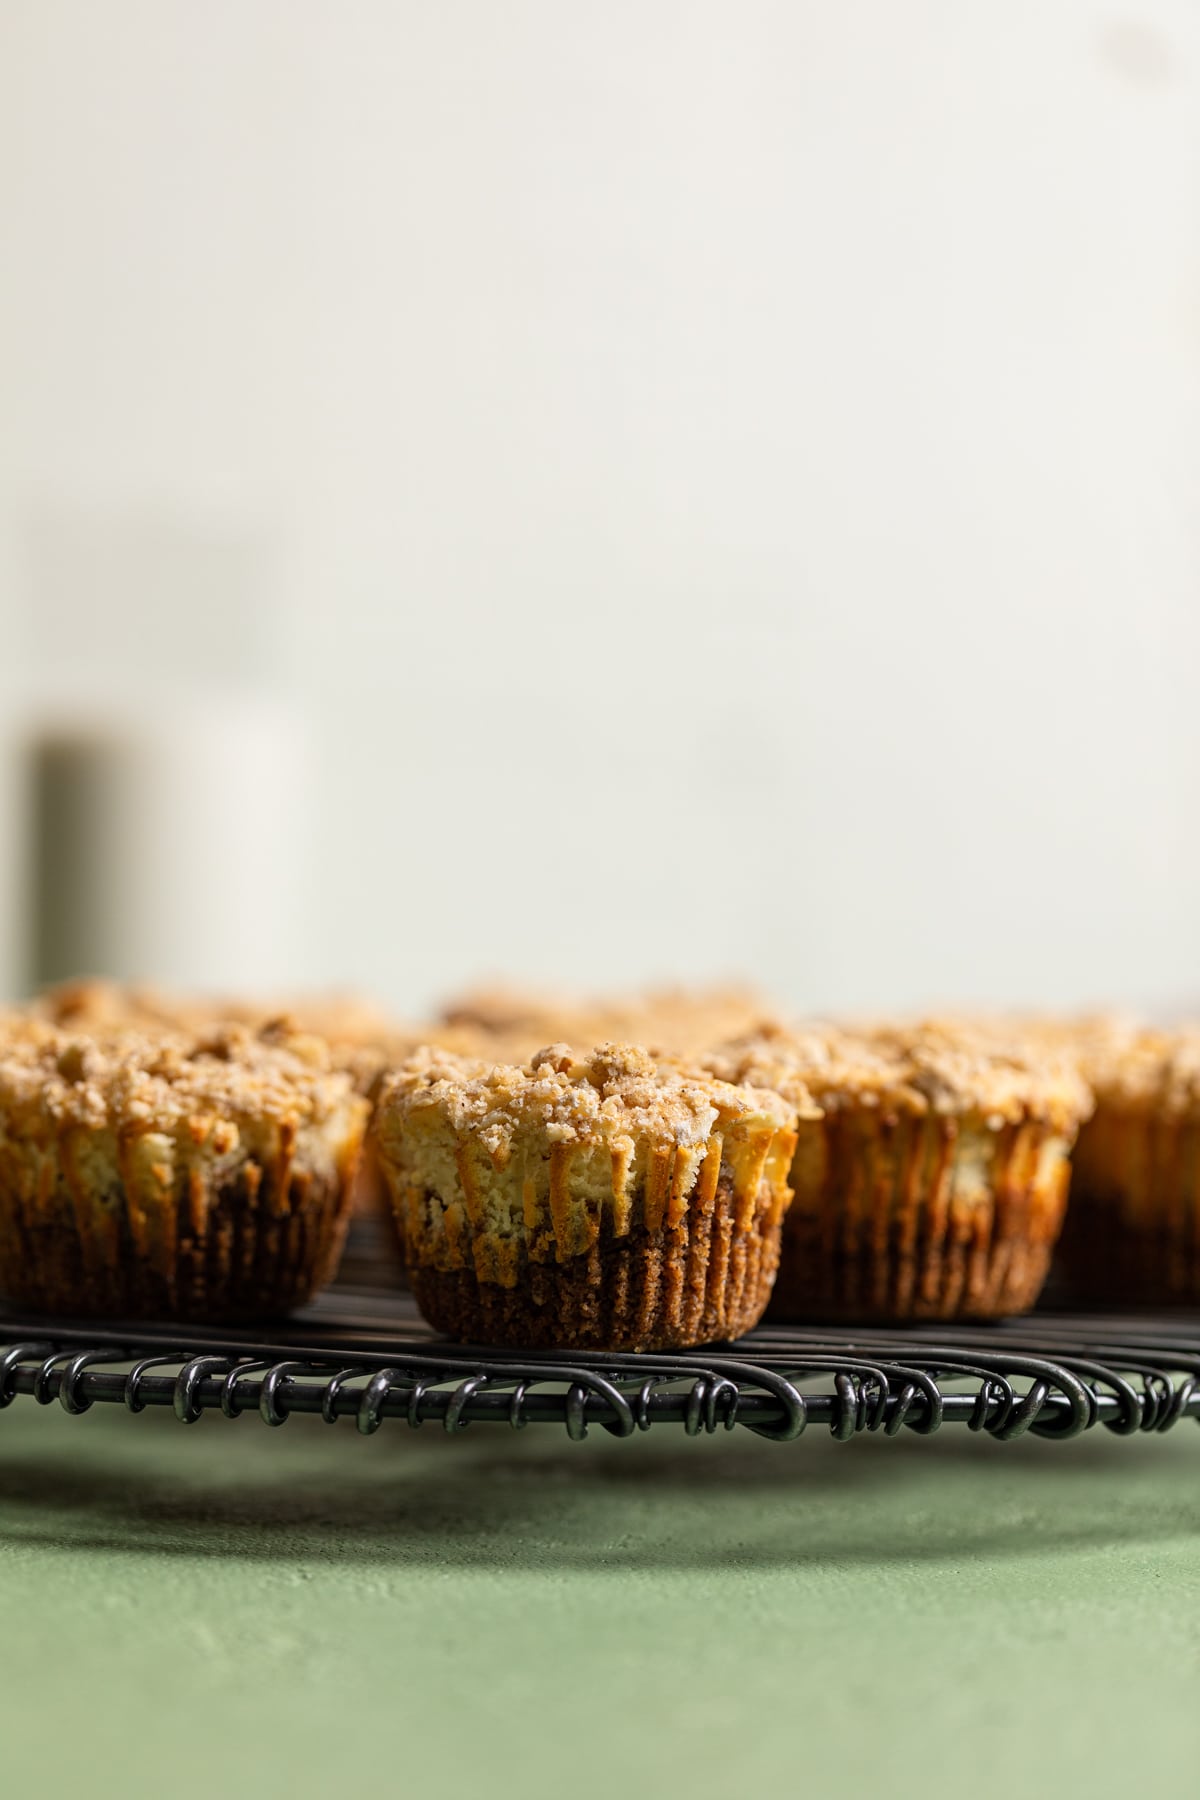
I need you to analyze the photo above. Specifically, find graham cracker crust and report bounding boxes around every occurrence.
[769,1113,1069,1324]
[409,1168,781,1351]
[0,1162,352,1323]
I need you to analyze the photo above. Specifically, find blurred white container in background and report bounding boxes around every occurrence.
[0,496,306,999]
[16,697,309,996]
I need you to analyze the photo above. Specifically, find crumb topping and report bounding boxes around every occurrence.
[29,976,403,1045]
[1066,1020,1200,1119]
[28,978,208,1034]
[22,978,425,1099]
[0,1017,367,1140]
[381,1039,805,1161]
[705,1018,1093,1132]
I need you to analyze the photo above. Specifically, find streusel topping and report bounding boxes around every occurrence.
[1069,1021,1200,1119]
[23,978,424,1099]
[0,1017,367,1140]
[382,1040,807,1164]
[706,1019,1092,1132]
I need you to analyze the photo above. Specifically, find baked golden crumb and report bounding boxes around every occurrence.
[0,1018,363,1136]
[707,1018,1092,1126]
[375,1041,807,1350]
[855,1017,1093,1130]
[28,977,209,1034]
[22,975,550,1094]
[28,977,409,1083]
[1071,1020,1200,1120]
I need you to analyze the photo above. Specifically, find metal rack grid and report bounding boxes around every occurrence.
[3,1278,1200,1444]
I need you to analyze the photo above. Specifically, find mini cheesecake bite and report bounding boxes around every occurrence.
[374,1041,808,1350]
[0,1017,368,1321]
[705,1019,1093,1322]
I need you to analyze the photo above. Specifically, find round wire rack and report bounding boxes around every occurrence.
[3,1225,1200,1446]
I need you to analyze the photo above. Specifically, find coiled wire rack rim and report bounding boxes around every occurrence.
[3,1283,1200,1444]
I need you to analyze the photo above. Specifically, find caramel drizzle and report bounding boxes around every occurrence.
[274,1117,296,1219]
[609,1139,634,1237]
[401,1110,797,1292]
[667,1144,706,1231]
[692,1138,723,1218]
[727,1124,774,1232]
[642,1146,673,1235]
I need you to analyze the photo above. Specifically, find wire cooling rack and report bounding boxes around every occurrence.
[3,1241,1200,1444]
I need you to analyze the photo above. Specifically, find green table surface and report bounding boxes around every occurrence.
[1,1399,1198,1799]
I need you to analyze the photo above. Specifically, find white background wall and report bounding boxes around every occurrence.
[1,2,1197,1017]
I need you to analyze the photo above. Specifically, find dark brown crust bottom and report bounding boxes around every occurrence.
[1053,1205,1200,1307]
[1055,1112,1200,1305]
[409,1170,781,1352]
[0,1163,354,1323]
[769,1114,1068,1324]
